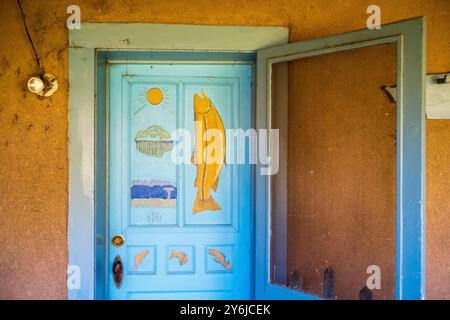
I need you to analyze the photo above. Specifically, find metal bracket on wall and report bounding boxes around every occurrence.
[382,85,397,103]
[427,73,450,119]
[382,72,450,119]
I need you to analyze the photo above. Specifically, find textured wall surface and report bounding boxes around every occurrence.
[0,0,449,299]
[285,43,397,300]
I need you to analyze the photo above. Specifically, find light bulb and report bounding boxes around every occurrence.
[27,76,44,94]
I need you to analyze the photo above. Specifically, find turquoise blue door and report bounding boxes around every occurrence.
[108,63,253,299]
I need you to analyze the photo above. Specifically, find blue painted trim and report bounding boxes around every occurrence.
[100,51,256,63]
[95,52,108,299]
[395,18,427,300]
[255,52,268,300]
[69,23,288,51]
[68,47,96,300]
[266,284,320,300]
[255,17,426,300]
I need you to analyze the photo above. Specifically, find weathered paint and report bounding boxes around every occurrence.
[69,23,289,50]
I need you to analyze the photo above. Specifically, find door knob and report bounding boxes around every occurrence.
[112,234,125,247]
[112,255,124,288]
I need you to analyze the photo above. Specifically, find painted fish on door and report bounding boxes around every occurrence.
[208,248,232,270]
[191,90,226,214]
[131,249,149,271]
[169,250,188,266]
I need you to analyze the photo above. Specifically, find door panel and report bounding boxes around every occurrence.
[108,64,252,299]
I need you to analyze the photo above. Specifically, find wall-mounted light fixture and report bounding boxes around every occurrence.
[27,73,58,97]
[18,0,58,98]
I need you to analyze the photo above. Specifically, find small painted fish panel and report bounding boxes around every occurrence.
[167,246,195,274]
[132,249,150,271]
[206,246,234,272]
[170,250,188,265]
[127,246,156,274]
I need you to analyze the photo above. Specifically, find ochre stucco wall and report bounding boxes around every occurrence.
[285,43,397,300]
[0,0,449,299]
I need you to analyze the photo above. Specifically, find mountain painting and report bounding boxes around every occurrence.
[131,180,177,208]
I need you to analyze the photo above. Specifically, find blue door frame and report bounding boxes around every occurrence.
[255,17,426,300]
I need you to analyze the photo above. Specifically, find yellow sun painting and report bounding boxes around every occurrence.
[147,87,164,105]
[134,86,170,115]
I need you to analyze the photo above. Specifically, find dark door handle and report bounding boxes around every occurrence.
[112,255,124,288]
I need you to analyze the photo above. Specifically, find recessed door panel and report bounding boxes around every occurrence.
[130,82,178,226]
